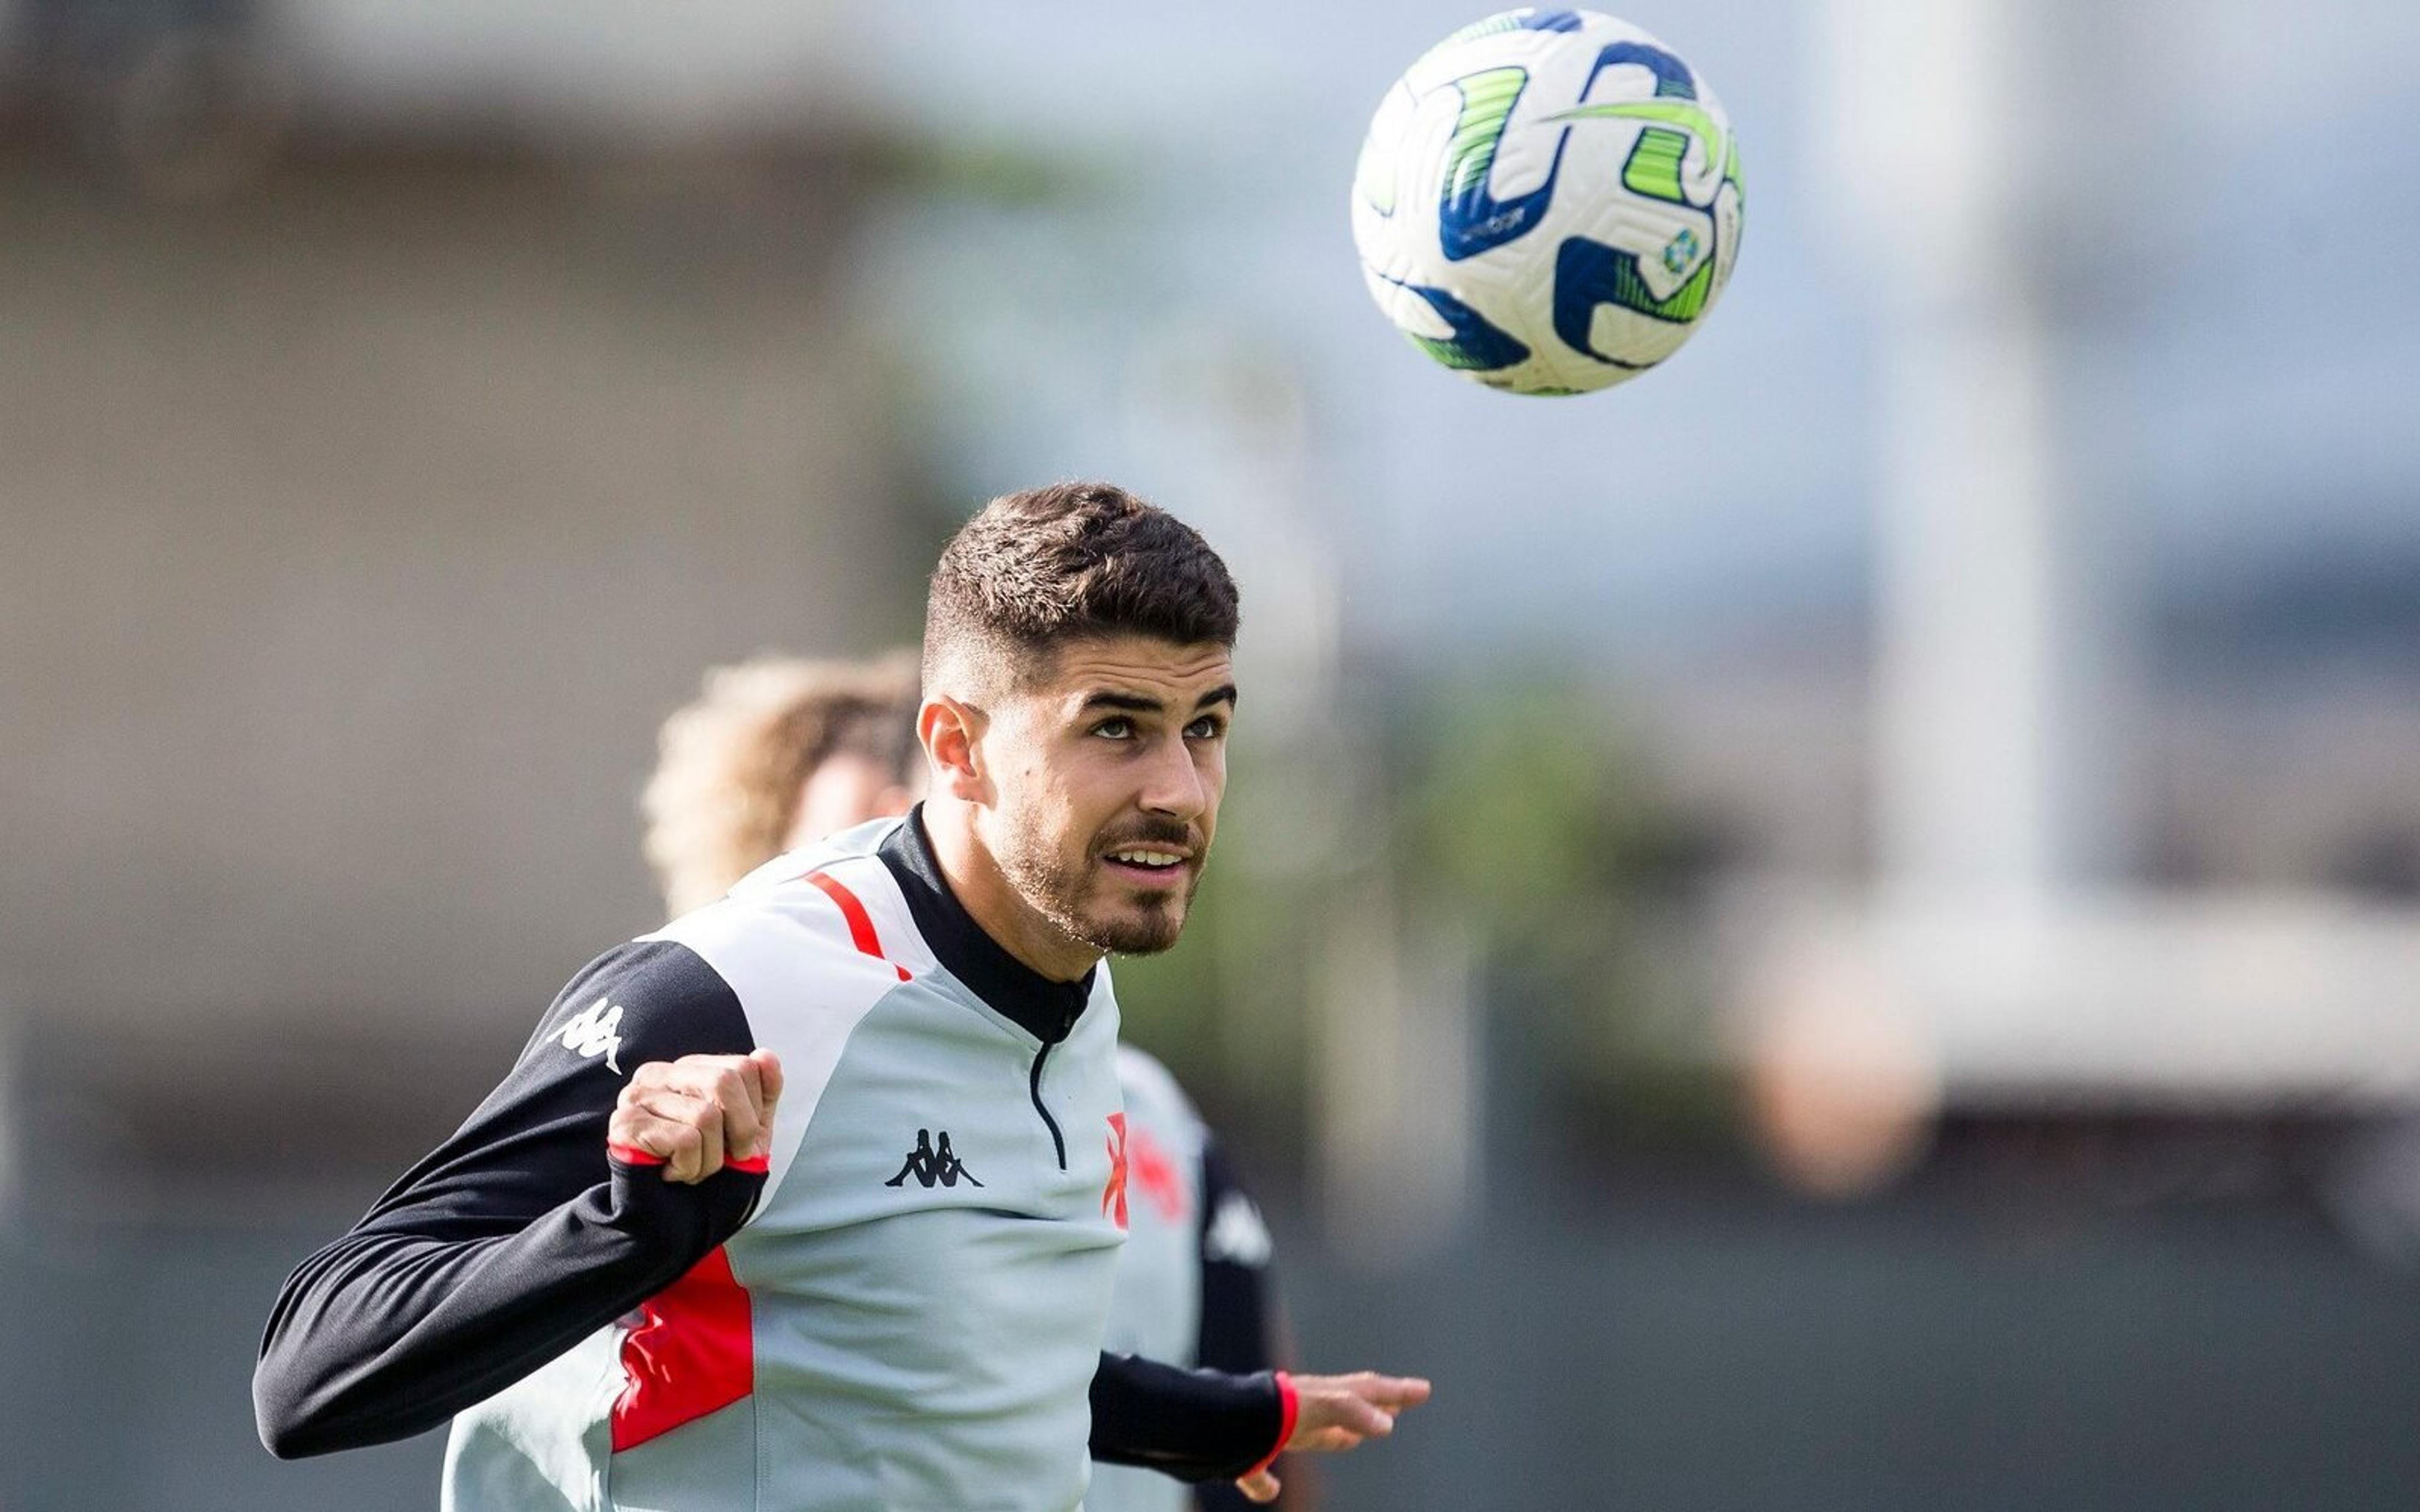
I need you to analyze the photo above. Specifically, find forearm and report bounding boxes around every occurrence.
[254,1158,758,1457]
[1088,1351,1295,1484]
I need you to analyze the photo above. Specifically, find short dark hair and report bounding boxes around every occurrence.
[923,481,1240,689]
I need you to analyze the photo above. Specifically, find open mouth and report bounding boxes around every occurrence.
[1100,847,1190,887]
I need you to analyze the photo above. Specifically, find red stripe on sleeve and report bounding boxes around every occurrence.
[804,871,913,982]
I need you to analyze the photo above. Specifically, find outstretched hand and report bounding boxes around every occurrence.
[1234,1371,1431,1504]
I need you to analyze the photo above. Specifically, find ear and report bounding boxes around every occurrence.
[919,696,991,805]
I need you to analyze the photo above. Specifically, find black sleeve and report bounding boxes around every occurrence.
[1190,1139,1286,1510]
[1192,1138,1279,1375]
[1089,1351,1286,1484]
[253,939,765,1458]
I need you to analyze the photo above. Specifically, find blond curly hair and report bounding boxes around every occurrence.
[643,651,921,917]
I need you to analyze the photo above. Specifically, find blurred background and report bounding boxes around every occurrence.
[4,0,2419,1506]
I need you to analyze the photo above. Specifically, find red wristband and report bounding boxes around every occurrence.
[609,1143,770,1174]
[1243,1371,1298,1480]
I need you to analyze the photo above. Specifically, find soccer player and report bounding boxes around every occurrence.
[254,483,1427,1510]
[640,653,1308,1512]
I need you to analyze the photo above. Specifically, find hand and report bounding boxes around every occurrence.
[607,1049,784,1183]
[1234,1371,1431,1504]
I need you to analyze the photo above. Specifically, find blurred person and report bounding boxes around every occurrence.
[643,652,923,918]
[643,651,1308,1512]
[253,483,1426,1510]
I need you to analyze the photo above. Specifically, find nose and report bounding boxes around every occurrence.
[1137,735,1208,822]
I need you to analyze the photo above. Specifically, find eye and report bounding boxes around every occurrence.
[1092,716,1135,740]
[1184,715,1226,741]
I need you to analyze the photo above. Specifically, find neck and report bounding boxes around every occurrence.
[922,798,1102,983]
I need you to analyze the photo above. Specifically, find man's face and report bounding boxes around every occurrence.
[976,634,1235,958]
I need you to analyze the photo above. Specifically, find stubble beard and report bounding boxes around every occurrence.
[996,813,1200,958]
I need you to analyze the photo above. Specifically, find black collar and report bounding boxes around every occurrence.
[878,805,1096,1044]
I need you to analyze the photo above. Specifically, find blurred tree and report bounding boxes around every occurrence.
[1112,671,1739,1193]
[1390,675,1735,1165]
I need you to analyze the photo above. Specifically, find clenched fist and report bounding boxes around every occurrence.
[607,1049,784,1184]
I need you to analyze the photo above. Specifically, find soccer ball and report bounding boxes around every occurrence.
[1351,8,1743,396]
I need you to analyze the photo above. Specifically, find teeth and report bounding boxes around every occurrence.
[1111,850,1182,867]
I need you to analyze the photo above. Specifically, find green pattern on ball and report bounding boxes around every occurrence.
[1408,331,1494,372]
[1606,246,1717,321]
[1543,99,1731,207]
[1443,67,1530,207]
[1622,128,1691,204]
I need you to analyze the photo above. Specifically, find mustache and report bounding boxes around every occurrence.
[1095,819,1202,854]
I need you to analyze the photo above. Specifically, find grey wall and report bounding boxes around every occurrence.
[0,147,931,1173]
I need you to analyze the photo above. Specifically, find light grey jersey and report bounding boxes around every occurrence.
[1088,1048,1210,1512]
[442,816,1128,1512]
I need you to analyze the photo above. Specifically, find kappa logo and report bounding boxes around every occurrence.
[1204,1189,1274,1268]
[556,997,624,1074]
[885,1129,982,1189]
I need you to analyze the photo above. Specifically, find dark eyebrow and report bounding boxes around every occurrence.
[1078,685,1238,716]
